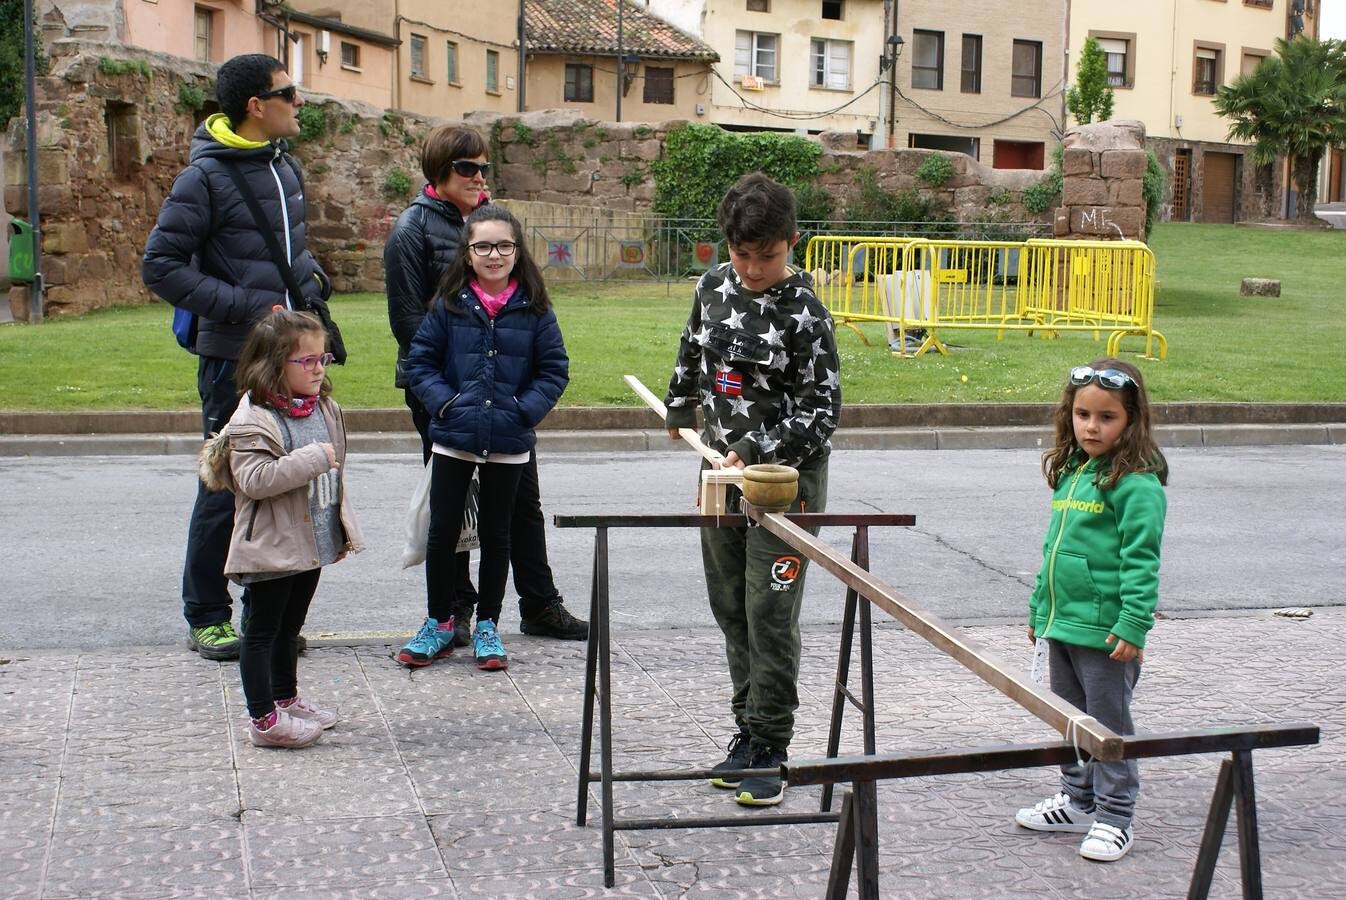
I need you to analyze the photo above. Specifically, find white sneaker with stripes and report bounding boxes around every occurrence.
[1079,821,1134,861]
[1014,791,1097,833]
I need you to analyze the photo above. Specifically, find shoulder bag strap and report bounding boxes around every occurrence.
[221,159,308,310]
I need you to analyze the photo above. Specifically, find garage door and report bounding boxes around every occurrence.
[1202,152,1237,224]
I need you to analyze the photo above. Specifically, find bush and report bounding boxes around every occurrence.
[97,58,152,78]
[1021,180,1056,215]
[1142,149,1164,237]
[841,166,954,234]
[175,83,206,114]
[650,123,822,224]
[915,153,954,188]
[294,104,327,143]
[383,168,412,199]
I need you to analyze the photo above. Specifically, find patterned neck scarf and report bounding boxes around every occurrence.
[268,393,319,418]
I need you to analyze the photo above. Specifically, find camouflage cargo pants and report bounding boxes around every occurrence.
[700,457,829,749]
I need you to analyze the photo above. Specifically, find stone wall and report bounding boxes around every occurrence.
[4,43,1086,321]
[1053,120,1149,241]
[1148,137,1274,223]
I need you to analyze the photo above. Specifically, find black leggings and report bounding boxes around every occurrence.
[426,455,522,625]
[239,568,319,720]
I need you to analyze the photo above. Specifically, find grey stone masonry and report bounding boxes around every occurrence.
[1241,278,1282,297]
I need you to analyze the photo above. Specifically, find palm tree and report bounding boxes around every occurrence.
[1214,37,1346,226]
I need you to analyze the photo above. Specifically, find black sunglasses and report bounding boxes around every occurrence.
[451,160,492,179]
[1069,365,1135,390]
[256,84,299,104]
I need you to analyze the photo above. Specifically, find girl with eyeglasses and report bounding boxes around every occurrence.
[1013,357,1168,862]
[199,309,364,748]
[402,206,568,671]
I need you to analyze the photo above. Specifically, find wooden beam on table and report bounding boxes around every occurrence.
[744,502,1125,761]
[624,374,742,513]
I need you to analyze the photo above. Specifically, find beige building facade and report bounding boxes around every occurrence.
[1068,0,1320,221]
[524,0,717,123]
[642,0,1065,167]
[889,0,1067,168]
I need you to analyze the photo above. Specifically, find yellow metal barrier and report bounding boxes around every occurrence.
[803,235,913,344]
[803,233,1165,359]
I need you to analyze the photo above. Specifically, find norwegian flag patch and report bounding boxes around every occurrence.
[715,371,744,396]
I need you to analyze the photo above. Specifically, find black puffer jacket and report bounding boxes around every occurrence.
[142,115,330,361]
[384,189,467,388]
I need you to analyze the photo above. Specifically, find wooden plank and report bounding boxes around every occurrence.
[623,374,725,465]
[747,504,1126,761]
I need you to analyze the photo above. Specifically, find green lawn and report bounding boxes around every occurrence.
[2,222,1343,411]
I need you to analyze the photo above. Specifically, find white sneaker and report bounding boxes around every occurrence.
[1014,791,1096,833]
[277,695,339,730]
[1079,821,1134,862]
[248,708,323,749]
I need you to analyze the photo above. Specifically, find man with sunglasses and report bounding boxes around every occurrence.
[143,54,334,662]
[385,126,588,650]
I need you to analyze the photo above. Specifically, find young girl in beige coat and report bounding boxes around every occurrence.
[202,309,363,749]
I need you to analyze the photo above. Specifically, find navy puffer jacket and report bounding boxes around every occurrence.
[406,286,569,457]
[142,115,329,361]
[384,190,465,388]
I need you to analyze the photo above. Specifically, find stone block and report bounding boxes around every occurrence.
[1063,120,1145,152]
[1063,148,1095,177]
[1069,205,1143,238]
[42,222,88,255]
[41,256,71,285]
[1053,207,1070,236]
[77,253,112,280]
[311,223,355,240]
[1240,277,1281,297]
[1063,177,1109,206]
[620,140,662,162]
[9,285,31,322]
[1100,149,1147,179]
[1108,178,1144,206]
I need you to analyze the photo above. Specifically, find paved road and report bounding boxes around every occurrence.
[2,444,1342,650]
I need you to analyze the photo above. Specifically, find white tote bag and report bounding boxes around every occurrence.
[401,461,482,568]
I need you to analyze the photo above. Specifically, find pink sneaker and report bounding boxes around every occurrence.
[277,696,339,730]
[248,708,323,749]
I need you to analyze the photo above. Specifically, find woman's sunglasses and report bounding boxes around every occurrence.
[451,160,492,179]
[1069,366,1134,390]
[256,84,299,104]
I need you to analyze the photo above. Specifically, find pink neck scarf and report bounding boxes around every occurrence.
[469,279,518,319]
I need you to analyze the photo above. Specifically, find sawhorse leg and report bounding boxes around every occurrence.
[822,527,876,813]
[572,528,617,887]
[825,783,880,900]
[1188,750,1262,900]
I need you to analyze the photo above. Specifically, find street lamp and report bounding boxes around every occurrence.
[877,34,903,149]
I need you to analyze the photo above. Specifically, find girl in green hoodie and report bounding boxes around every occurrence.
[1014,358,1168,863]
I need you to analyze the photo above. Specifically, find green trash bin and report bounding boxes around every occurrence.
[8,219,35,283]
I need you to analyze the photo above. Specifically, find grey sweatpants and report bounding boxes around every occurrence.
[1049,639,1141,828]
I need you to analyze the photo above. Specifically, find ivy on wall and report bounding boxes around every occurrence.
[650,124,824,222]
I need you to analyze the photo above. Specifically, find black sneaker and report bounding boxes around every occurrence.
[520,598,589,640]
[708,732,752,789]
[451,607,473,648]
[736,741,788,807]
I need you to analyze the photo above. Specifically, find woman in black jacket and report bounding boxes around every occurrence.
[384,126,587,653]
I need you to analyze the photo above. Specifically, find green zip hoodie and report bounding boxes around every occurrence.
[1028,454,1166,651]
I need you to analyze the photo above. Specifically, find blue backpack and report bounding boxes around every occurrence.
[171,306,198,353]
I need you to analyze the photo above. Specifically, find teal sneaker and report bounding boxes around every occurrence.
[188,622,240,661]
[472,620,508,670]
[396,617,456,667]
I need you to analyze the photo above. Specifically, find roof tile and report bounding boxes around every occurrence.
[524,0,718,61]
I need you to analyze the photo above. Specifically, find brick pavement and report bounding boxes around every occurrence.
[1,608,1341,898]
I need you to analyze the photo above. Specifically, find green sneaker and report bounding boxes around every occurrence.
[188,622,241,661]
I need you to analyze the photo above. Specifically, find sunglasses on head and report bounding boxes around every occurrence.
[256,84,299,104]
[451,160,491,179]
[1070,365,1135,390]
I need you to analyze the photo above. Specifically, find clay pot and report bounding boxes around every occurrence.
[740,464,799,512]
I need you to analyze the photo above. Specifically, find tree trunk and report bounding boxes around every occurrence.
[1294,152,1322,227]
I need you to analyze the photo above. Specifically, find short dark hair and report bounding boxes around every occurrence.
[216,54,286,128]
[421,125,489,186]
[717,172,797,248]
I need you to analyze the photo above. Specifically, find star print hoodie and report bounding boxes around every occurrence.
[664,261,841,467]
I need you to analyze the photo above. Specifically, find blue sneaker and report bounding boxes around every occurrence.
[396,617,455,668]
[473,620,508,670]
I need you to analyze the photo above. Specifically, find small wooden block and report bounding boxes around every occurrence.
[700,468,744,516]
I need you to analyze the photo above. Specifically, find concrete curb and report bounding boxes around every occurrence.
[1,422,1342,456]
